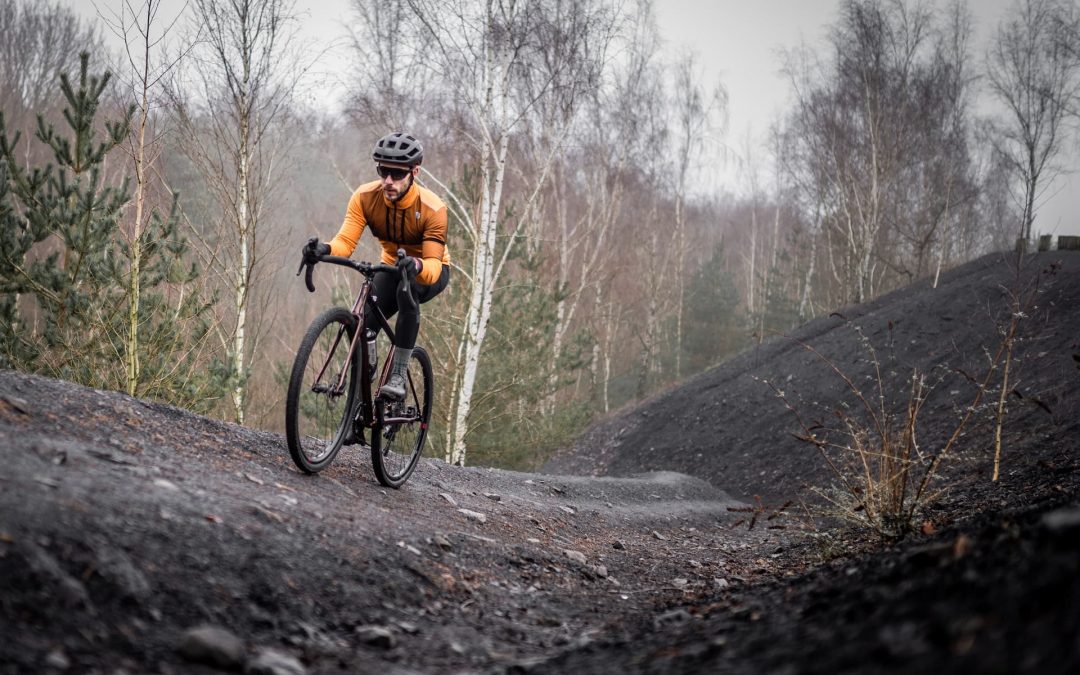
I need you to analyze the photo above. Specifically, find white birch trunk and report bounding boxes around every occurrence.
[598,295,615,414]
[798,212,820,321]
[125,5,155,398]
[932,179,953,289]
[638,218,663,397]
[233,163,249,424]
[450,131,510,466]
[673,192,685,379]
[126,105,147,396]
[759,202,781,336]
[442,316,469,464]
[232,72,251,424]
[746,208,757,315]
[545,169,570,415]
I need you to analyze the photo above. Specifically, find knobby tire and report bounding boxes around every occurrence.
[371,346,432,488]
[285,307,358,473]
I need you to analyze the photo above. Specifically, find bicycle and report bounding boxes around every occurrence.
[285,249,433,488]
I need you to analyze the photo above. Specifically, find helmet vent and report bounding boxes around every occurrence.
[372,132,424,166]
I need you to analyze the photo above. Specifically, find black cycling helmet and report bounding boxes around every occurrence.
[372,131,424,166]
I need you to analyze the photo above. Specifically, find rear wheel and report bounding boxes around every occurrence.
[285,308,358,473]
[371,346,432,487]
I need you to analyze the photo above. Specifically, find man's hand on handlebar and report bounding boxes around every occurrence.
[302,237,331,265]
[396,253,422,281]
[297,238,331,292]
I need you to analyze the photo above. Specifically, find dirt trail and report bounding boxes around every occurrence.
[2,251,1079,674]
[0,370,787,674]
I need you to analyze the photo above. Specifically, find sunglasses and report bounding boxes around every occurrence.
[376,165,412,181]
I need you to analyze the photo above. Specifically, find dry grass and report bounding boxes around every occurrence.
[766,257,1060,540]
[765,332,944,539]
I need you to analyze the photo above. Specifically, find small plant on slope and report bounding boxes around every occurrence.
[766,257,1059,539]
[767,326,1001,539]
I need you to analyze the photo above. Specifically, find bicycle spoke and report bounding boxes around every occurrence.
[286,308,358,473]
[370,347,432,487]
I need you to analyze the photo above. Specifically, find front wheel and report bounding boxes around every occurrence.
[371,346,432,488]
[285,307,358,473]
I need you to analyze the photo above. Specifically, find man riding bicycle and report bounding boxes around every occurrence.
[302,131,450,400]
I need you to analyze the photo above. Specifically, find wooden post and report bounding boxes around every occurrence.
[1058,235,1080,251]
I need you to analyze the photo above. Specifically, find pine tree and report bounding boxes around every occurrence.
[112,194,222,412]
[467,249,589,469]
[682,239,746,373]
[0,160,31,368]
[755,249,800,338]
[0,52,220,409]
[0,52,130,379]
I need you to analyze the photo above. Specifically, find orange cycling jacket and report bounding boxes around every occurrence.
[328,180,450,286]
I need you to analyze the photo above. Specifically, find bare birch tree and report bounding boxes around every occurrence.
[669,53,726,378]
[405,0,621,465]
[0,0,104,141]
[169,0,306,423]
[99,0,192,397]
[986,0,1080,246]
[782,0,956,304]
[635,193,666,397]
[864,0,979,284]
[345,0,428,131]
[531,2,659,415]
[776,47,829,320]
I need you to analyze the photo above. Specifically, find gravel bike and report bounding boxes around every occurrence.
[286,250,432,487]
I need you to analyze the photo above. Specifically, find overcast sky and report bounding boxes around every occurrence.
[657,1,1006,139]
[73,0,1077,236]
[656,0,1078,237]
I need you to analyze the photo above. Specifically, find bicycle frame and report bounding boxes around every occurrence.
[349,275,398,430]
[300,253,413,436]
[288,247,433,486]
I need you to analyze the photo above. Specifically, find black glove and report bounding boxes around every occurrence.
[302,237,330,263]
[397,255,421,280]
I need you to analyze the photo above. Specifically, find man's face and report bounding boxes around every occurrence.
[377,163,417,201]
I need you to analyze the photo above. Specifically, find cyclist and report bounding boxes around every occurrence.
[302,131,450,400]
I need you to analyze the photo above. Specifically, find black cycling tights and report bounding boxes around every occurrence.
[364,264,450,349]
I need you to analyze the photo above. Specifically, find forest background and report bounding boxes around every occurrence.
[2,0,1079,468]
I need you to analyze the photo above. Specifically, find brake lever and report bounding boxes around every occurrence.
[296,258,316,292]
[395,248,419,311]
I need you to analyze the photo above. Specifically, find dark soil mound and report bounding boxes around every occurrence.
[2,251,1078,674]
[534,251,1080,673]
[0,370,772,674]
[546,252,1080,512]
